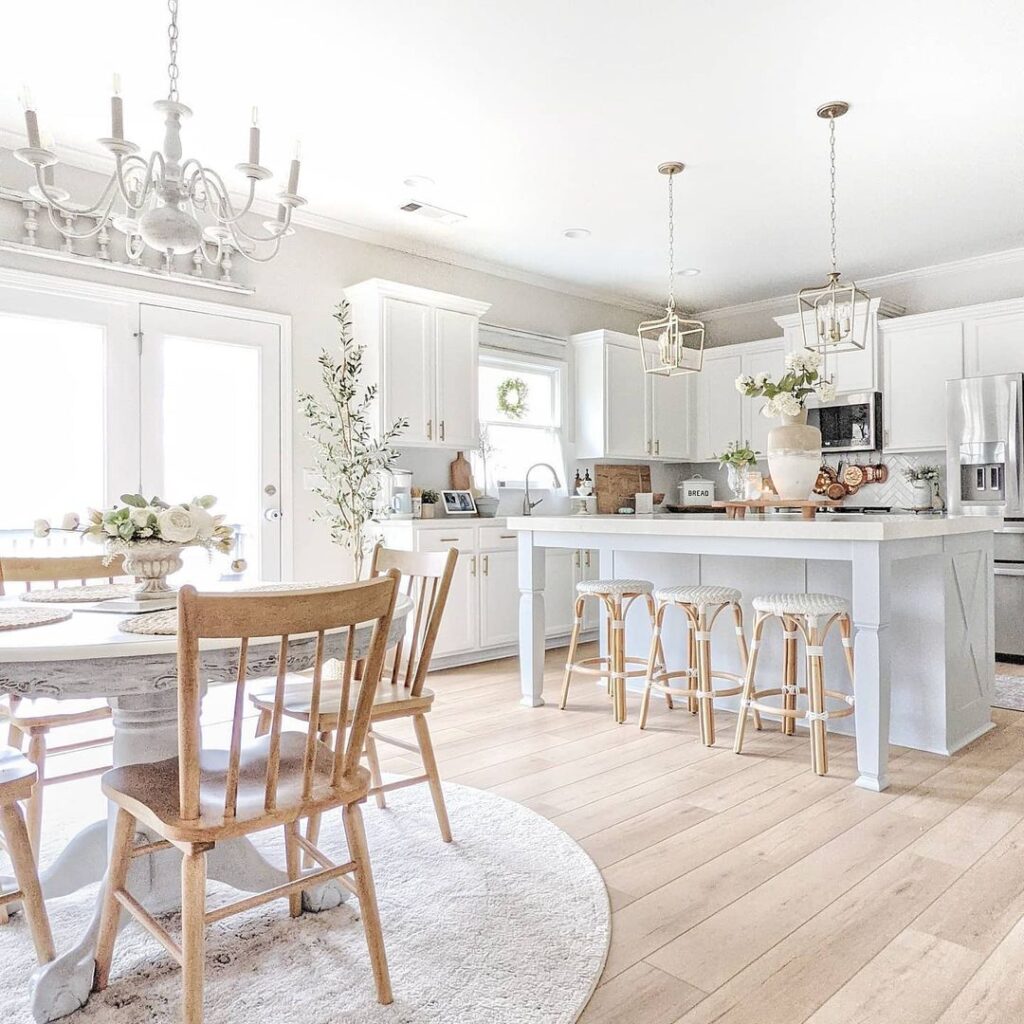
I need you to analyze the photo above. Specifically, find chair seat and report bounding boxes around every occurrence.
[575,578,653,597]
[0,746,37,801]
[250,673,435,725]
[752,592,849,617]
[655,584,741,607]
[101,733,371,843]
[3,696,112,731]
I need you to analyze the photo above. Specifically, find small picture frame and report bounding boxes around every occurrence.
[441,489,478,515]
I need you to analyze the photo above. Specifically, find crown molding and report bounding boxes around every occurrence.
[698,247,1024,321]
[0,129,661,317]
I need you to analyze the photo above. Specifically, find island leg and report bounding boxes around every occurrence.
[518,532,546,707]
[851,542,892,792]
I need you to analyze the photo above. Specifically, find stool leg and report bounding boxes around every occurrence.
[686,624,698,715]
[696,607,715,746]
[605,611,614,697]
[734,613,767,754]
[807,618,828,775]
[644,594,671,709]
[731,603,761,731]
[839,614,855,684]
[640,603,666,730]
[612,598,627,724]
[782,617,798,736]
[559,597,586,711]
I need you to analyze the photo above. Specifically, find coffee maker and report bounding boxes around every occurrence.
[388,469,414,519]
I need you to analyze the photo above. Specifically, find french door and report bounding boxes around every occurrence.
[0,282,285,581]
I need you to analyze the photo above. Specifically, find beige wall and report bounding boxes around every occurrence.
[0,151,642,578]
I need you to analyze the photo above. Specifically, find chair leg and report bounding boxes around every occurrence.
[734,614,766,754]
[181,846,207,1024]
[364,731,387,809]
[413,713,452,843]
[284,820,302,918]
[0,801,54,964]
[25,731,46,859]
[302,732,333,867]
[696,608,716,746]
[6,695,25,751]
[559,598,586,711]
[343,803,393,1005]
[254,709,272,738]
[93,808,136,991]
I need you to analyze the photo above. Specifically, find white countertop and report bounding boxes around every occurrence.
[505,512,996,542]
[380,516,508,529]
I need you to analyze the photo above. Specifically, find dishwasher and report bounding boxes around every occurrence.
[995,520,1024,659]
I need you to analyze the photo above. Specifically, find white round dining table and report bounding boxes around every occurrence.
[0,590,412,1023]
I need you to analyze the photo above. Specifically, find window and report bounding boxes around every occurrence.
[476,353,565,489]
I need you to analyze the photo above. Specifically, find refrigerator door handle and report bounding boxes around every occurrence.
[994,565,1024,577]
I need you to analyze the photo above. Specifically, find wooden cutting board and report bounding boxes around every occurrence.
[595,464,652,514]
[449,451,473,491]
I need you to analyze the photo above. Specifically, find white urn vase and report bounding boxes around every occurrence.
[766,408,822,501]
[120,540,185,600]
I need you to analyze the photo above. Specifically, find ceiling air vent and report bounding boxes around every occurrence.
[399,200,467,225]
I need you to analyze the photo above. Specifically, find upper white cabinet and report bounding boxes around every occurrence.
[881,316,964,452]
[345,279,490,449]
[573,329,695,461]
[963,302,1024,377]
[774,297,902,395]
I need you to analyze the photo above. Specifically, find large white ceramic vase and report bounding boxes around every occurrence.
[767,408,822,500]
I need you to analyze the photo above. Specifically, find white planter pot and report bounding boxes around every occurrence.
[120,540,185,600]
[767,409,822,501]
[911,479,934,509]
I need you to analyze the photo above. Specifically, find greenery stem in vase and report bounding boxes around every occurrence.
[300,301,407,580]
[715,440,760,500]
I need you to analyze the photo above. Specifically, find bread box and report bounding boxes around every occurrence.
[679,475,715,506]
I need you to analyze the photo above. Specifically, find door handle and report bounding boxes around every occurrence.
[994,566,1024,577]
[263,508,283,522]
[440,420,446,441]
[427,419,433,440]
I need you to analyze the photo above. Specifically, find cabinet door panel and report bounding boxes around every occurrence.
[696,354,743,461]
[650,372,693,460]
[967,313,1024,377]
[741,345,786,458]
[383,298,433,444]
[433,553,478,656]
[480,550,519,648]
[435,308,478,448]
[545,549,577,637]
[884,322,963,451]
[605,343,650,458]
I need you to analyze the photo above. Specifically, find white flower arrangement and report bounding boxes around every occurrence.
[84,494,235,558]
[735,347,836,418]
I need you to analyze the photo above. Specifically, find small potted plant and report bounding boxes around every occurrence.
[421,489,440,519]
[715,440,760,500]
[905,465,941,509]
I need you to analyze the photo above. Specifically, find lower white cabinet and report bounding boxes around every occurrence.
[379,521,596,662]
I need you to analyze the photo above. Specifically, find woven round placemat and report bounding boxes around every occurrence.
[118,610,178,635]
[20,584,133,605]
[0,607,73,631]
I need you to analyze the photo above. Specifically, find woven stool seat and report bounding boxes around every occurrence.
[654,584,741,607]
[752,592,848,617]
[575,578,653,597]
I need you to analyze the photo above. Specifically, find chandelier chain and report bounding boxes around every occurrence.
[667,169,675,310]
[828,114,838,274]
[167,0,180,103]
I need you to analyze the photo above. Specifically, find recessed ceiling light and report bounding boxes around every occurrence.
[676,267,701,276]
[563,228,591,239]
[403,175,435,188]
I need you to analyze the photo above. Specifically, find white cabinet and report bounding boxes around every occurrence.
[882,318,964,452]
[964,307,1024,377]
[433,550,480,657]
[345,279,491,449]
[573,330,694,461]
[479,550,519,647]
[545,549,578,638]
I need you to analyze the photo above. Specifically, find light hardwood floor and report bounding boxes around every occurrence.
[367,646,1024,1024]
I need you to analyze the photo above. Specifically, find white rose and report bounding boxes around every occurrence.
[754,371,771,387]
[735,374,754,394]
[103,521,120,536]
[130,507,153,527]
[778,393,804,417]
[189,506,215,540]
[156,505,200,544]
[816,380,837,402]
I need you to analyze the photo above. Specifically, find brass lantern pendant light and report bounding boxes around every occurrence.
[798,101,870,356]
[638,161,705,376]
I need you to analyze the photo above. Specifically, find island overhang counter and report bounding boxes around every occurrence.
[506,513,995,792]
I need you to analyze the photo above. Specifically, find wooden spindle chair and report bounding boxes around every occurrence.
[93,574,401,1023]
[251,543,459,852]
[1,554,125,858]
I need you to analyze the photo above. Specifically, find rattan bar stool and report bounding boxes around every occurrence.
[639,585,754,745]
[560,578,657,724]
[733,592,856,775]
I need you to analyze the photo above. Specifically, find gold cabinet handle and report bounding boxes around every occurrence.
[573,550,580,568]
[439,536,459,542]
[499,534,515,539]
[427,419,433,440]
[646,439,652,454]
[482,554,489,575]
[440,419,446,441]
[470,555,477,576]
[585,551,591,568]
[655,439,660,455]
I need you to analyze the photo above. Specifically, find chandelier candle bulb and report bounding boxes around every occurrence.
[248,106,260,164]
[22,94,40,149]
[287,155,301,196]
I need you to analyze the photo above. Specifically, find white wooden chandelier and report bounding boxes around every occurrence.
[14,0,305,269]
[797,101,869,356]
[638,161,705,376]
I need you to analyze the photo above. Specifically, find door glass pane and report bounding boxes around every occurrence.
[160,336,261,583]
[0,312,105,529]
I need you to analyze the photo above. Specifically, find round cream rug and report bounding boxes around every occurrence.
[2,783,609,1024]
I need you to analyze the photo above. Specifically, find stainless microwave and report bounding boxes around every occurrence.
[806,392,882,452]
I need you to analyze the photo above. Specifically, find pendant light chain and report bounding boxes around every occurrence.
[167,0,181,103]
[667,169,675,311]
[828,114,838,275]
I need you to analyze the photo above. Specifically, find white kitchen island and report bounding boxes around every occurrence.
[506,513,995,792]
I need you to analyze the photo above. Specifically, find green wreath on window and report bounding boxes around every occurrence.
[496,376,529,420]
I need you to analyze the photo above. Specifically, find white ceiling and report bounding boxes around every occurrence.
[2,0,1023,311]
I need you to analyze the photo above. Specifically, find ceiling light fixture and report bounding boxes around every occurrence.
[14,0,305,271]
[403,175,435,188]
[563,228,591,239]
[638,161,705,376]
[676,267,701,277]
[797,101,869,359]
